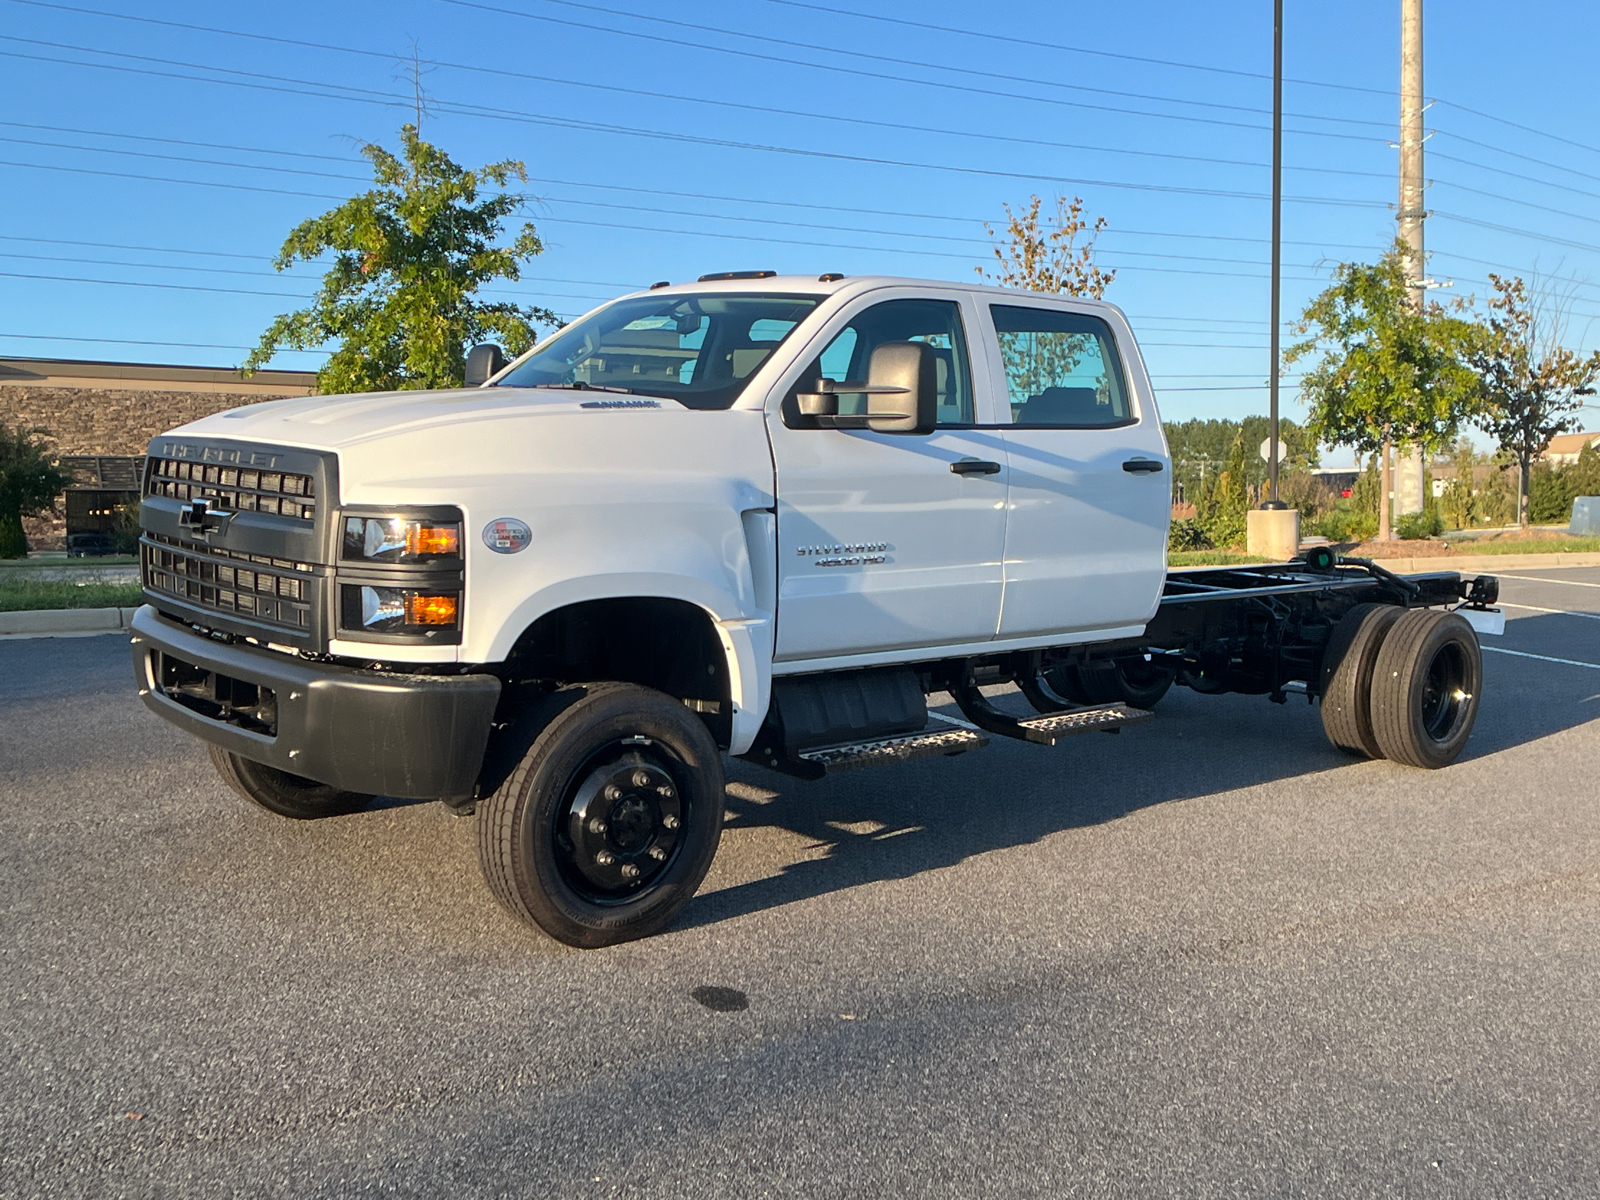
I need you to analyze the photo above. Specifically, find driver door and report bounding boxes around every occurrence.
[767,292,1009,663]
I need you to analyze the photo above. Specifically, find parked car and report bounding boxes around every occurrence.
[65,531,118,558]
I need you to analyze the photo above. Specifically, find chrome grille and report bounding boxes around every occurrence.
[145,456,316,522]
[142,532,316,630]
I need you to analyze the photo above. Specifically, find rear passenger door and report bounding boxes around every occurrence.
[982,301,1170,639]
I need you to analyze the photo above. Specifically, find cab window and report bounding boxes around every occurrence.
[990,305,1133,428]
[784,298,974,427]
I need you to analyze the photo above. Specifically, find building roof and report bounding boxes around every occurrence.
[0,356,316,396]
[1545,431,1600,457]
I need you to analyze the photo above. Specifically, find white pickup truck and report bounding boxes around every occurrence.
[131,272,1501,946]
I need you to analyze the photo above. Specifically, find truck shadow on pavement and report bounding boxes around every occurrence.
[678,615,1599,933]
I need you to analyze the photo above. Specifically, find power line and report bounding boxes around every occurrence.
[486,0,1394,131]
[0,44,1392,209]
[0,118,1394,257]
[0,332,331,353]
[1436,98,1600,162]
[433,0,1389,144]
[751,0,1394,97]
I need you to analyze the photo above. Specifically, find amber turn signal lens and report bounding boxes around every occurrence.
[404,593,459,626]
[405,523,460,557]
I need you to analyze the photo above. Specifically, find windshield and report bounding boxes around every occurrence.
[497,292,823,410]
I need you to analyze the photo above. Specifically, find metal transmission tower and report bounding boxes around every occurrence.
[1394,0,1428,523]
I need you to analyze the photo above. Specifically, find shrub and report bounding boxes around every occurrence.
[1394,509,1444,540]
[1313,506,1378,544]
[1168,518,1211,552]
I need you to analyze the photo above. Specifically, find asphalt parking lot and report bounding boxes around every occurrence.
[3,569,1598,1199]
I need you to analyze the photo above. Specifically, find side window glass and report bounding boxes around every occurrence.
[783,299,974,427]
[990,305,1132,428]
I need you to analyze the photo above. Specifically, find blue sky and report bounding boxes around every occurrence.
[2,0,1597,451]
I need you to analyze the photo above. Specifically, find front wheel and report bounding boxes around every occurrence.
[208,745,376,819]
[476,682,725,948]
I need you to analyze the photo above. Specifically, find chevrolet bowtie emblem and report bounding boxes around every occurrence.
[178,498,235,537]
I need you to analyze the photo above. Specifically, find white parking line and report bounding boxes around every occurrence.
[1497,574,1600,589]
[1498,601,1600,621]
[1483,646,1600,670]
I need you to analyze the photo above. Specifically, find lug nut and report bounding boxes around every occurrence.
[648,846,667,861]
[657,785,675,797]
[588,818,607,835]
[604,785,621,801]
[621,863,641,879]
[662,815,680,830]
[595,850,614,866]
[632,770,651,788]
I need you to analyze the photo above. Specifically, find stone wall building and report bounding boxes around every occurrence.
[0,356,316,549]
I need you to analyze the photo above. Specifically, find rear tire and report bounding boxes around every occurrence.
[1319,603,1404,758]
[476,682,725,948]
[1369,609,1481,768]
[208,744,377,819]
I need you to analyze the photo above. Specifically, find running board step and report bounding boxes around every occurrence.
[798,726,988,773]
[1016,702,1153,745]
[949,672,1152,745]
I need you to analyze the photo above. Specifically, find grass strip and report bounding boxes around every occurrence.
[1168,551,1271,567]
[0,580,145,612]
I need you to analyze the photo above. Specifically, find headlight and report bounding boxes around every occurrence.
[343,585,460,634]
[342,515,461,563]
[336,507,465,643]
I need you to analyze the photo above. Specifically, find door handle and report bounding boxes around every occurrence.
[1122,458,1164,474]
[950,459,1002,476]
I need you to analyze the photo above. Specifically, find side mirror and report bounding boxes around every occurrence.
[464,343,506,387]
[864,341,936,434]
[792,340,936,434]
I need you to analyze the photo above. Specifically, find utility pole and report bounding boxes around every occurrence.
[1266,0,1284,508]
[1392,0,1428,534]
[1246,0,1298,560]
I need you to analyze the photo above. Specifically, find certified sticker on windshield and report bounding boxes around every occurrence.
[482,518,532,554]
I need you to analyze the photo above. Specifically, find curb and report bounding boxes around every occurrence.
[1360,552,1600,574]
[0,607,141,639]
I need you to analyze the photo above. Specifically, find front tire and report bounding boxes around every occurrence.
[476,683,725,948]
[1369,609,1481,768]
[208,745,377,819]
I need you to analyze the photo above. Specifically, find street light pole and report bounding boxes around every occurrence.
[1266,0,1284,508]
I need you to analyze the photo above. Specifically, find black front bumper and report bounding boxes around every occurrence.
[130,606,500,802]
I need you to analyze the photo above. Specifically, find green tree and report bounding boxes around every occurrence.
[1284,242,1482,540]
[1436,438,1480,530]
[0,424,68,559]
[245,124,555,393]
[1465,274,1600,527]
[1199,431,1250,550]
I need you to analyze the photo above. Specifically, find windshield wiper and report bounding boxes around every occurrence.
[524,381,633,394]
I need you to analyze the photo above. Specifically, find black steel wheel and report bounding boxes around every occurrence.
[1369,609,1481,769]
[1318,603,1404,759]
[208,744,376,820]
[476,682,725,948]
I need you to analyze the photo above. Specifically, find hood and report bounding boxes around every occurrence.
[175,385,689,452]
